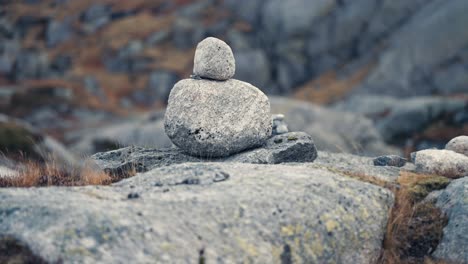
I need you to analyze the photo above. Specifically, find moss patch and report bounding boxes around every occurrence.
[407,176,451,203]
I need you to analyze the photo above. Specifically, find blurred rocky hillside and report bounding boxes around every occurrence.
[0,0,467,154]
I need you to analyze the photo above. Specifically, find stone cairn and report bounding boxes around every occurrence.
[164,37,273,157]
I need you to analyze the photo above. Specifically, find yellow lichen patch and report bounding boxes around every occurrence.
[281,226,295,237]
[160,242,174,252]
[236,238,259,257]
[325,220,339,233]
[65,247,92,257]
[309,239,324,257]
[281,224,304,237]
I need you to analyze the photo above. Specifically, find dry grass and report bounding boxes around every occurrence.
[101,12,173,50]
[0,160,111,188]
[293,64,372,104]
[378,171,451,264]
[338,170,394,189]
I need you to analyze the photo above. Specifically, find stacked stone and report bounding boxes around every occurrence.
[272,114,289,135]
[164,37,272,157]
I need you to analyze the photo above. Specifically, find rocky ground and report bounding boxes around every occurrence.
[1,142,467,263]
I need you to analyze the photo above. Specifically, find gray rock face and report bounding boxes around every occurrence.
[412,149,468,179]
[262,0,335,39]
[0,162,394,263]
[335,96,467,143]
[164,78,271,157]
[234,49,271,89]
[193,37,235,80]
[133,70,179,105]
[430,177,468,263]
[357,0,468,96]
[91,132,317,178]
[172,17,205,50]
[373,155,406,167]
[270,97,400,156]
[446,136,468,156]
[46,20,73,47]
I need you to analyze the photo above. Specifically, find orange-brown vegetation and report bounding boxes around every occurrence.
[294,64,373,104]
[379,171,451,264]
[0,160,111,188]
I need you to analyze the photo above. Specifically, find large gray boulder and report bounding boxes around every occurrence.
[92,132,317,178]
[412,149,468,179]
[0,162,394,263]
[356,0,468,96]
[165,78,271,158]
[428,177,468,263]
[193,37,235,80]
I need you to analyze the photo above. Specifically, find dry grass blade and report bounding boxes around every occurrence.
[0,160,111,188]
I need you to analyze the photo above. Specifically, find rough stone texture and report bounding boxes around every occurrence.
[193,37,235,80]
[428,177,468,263]
[373,155,406,167]
[270,97,400,156]
[91,132,317,178]
[164,78,271,157]
[412,149,468,179]
[0,163,394,263]
[446,136,468,156]
[227,132,317,164]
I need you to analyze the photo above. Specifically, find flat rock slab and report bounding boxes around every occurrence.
[0,163,393,263]
[429,177,468,263]
[92,132,317,179]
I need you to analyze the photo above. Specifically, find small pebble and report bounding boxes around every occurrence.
[373,155,406,167]
[127,192,140,199]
